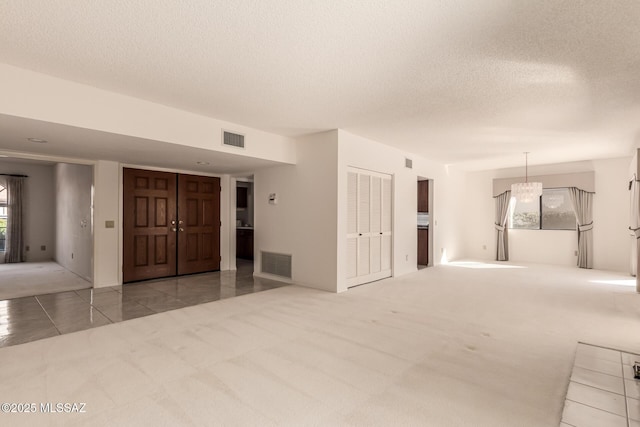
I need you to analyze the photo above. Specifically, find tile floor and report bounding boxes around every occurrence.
[0,261,287,348]
[562,342,640,427]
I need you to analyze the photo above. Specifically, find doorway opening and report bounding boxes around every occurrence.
[235,178,254,277]
[0,158,93,300]
[417,177,433,269]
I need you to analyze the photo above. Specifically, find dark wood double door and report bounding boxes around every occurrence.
[123,168,221,283]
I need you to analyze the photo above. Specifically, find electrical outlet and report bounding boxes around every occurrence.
[25,245,29,252]
[574,250,578,256]
[405,254,408,261]
[71,253,74,259]
[482,245,487,250]
[40,245,46,251]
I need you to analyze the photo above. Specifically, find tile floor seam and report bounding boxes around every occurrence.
[85,301,117,325]
[565,396,627,418]
[571,376,625,396]
[574,364,626,380]
[622,351,631,427]
[33,295,62,336]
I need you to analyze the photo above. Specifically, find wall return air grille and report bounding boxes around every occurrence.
[405,158,413,169]
[223,131,245,148]
[261,251,292,279]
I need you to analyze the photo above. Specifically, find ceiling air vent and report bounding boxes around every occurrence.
[223,130,245,149]
[261,251,292,279]
[405,158,413,169]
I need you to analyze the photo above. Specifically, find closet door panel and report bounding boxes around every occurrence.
[370,235,382,274]
[347,168,393,287]
[358,237,371,277]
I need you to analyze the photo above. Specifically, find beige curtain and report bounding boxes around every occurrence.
[4,176,25,263]
[568,187,593,269]
[630,178,640,277]
[630,177,640,292]
[495,190,511,261]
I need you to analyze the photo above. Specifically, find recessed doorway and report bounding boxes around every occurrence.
[418,177,433,269]
[122,168,221,283]
[0,158,93,300]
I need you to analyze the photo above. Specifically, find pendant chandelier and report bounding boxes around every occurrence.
[511,152,542,203]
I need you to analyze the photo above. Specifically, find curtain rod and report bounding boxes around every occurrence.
[0,174,28,178]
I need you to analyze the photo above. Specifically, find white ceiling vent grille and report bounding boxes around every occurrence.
[405,158,413,169]
[223,131,245,149]
[261,251,292,279]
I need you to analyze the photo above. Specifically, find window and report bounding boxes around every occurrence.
[510,196,540,229]
[541,188,577,230]
[0,184,6,251]
[510,188,576,230]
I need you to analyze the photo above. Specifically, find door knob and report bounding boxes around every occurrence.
[171,220,176,225]
[178,220,184,225]
[179,228,184,232]
[171,228,177,232]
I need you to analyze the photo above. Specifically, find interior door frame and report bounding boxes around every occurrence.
[118,164,230,285]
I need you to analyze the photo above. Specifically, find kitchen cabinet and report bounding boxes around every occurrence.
[236,228,253,260]
[418,180,429,212]
[237,186,248,208]
[418,228,429,266]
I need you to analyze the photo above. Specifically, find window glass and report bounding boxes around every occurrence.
[510,196,540,229]
[541,188,576,230]
[509,187,577,230]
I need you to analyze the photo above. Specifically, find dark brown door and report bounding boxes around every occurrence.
[123,168,177,282]
[177,174,221,275]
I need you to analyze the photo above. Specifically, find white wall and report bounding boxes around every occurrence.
[254,130,339,291]
[94,160,119,288]
[0,160,54,262]
[220,174,232,271]
[592,158,631,272]
[336,130,466,292]
[463,157,631,272]
[255,129,466,293]
[54,163,93,280]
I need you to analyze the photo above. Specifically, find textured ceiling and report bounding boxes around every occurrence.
[1,0,639,170]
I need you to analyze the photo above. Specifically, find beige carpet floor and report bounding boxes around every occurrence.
[0,262,91,300]
[0,261,638,426]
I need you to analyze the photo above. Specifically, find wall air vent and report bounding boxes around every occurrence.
[223,130,245,149]
[405,158,413,169]
[261,251,292,279]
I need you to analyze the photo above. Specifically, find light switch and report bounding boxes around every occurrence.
[105,220,115,228]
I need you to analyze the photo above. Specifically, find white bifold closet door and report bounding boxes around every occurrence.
[347,168,392,287]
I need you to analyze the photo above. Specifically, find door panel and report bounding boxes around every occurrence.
[358,237,370,276]
[347,168,393,287]
[123,168,177,282]
[177,174,221,275]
